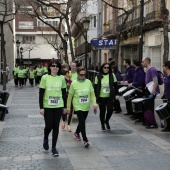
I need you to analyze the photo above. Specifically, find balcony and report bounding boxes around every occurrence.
[103,19,117,38]
[116,11,162,32]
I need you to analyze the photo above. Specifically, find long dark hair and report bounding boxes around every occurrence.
[99,62,112,74]
[48,59,61,75]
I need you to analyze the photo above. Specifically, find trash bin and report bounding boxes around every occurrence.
[0,92,9,121]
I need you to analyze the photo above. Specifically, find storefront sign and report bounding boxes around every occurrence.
[91,39,117,49]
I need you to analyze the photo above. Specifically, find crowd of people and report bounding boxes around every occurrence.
[13,57,170,157]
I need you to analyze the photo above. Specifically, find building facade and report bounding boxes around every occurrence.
[71,0,98,68]
[0,0,14,81]
[15,1,65,66]
[117,0,170,71]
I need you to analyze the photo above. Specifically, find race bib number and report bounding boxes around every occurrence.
[79,96,88,103]
[48,96,60,105]
[103,87,110,93]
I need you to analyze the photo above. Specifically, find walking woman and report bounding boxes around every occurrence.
[18,65,26,88]
[61,64,72,130]
[39,60,67,156]
[67,67,97,147]
[28,66,36,87]
[95,62,118,131]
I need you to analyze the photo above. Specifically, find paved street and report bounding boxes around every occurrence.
[0,81,170,170]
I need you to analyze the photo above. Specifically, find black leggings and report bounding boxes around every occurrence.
[98,97,113,125]
[14,76,18,86]
[19,78,24,86]
[75,111,88,142]
[37,76,42,85]
[44,108,62,148]
[29,78,34,86]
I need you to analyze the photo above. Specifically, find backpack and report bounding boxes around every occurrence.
[157,70,164,85]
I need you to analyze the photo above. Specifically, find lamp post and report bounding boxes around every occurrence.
[82,17,90,70]
[20,47,23,65]
[63,32,69,63]
[16,40,20,64]
[139,0,144,62]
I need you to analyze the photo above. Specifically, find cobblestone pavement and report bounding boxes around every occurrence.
[0,81,170,170]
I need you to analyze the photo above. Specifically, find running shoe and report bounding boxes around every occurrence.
[43,139,49,151]
[51,147,59,157]
[61,121,65,129]
[101,125,106,131]
[67,125,71,132]
[105,122,110,130]
[84,141,90,148]
[74,132,81,141]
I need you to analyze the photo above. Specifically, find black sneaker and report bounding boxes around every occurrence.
[51,147,59,157]
[115,110,122,113]
[43,139,49,151]
[84,141,90,148]
[146,125,158,129]
[101,125,106,131]
[105,122,110,130]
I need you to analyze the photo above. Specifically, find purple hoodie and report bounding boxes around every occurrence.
[125,65,135,83]
[132,66,145,88]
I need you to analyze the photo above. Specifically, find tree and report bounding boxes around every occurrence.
[101,0,135,64]
[161,0,169,62]
[0,0,20,90]
[16,0,88,63]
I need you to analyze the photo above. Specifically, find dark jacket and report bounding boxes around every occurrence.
[94,73,118,103]
[115,71,123,82]
[125,65,135,83]
[132,66,145,88]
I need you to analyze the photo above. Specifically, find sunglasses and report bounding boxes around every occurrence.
[103,67,109,69]
[51,65,58,68]
[79,74,86,76]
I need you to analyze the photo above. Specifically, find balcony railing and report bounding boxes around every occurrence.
[116,11,161,32]
[144,11,161,22]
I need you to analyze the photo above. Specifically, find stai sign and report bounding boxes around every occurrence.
[91,39,117,49]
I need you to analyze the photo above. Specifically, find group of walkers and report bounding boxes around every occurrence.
[13,63,48,88]
[17,57,169,157]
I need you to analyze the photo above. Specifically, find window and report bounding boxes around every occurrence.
[18,6,33,13]
[81,1,86,12]
[19,21,34,29]
[38,20,58,27]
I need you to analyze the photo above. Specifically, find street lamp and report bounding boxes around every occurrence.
[63,32,69,63]
[82,17,90,70]
[20,47,23,65]
[16,40,20,63]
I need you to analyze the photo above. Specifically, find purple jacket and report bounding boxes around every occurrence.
[164,75,170,99]
[115,71,123,82]
[145,67,160,94]
[125,65,135,83]
[132,66,145,88]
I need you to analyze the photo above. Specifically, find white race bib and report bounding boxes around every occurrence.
[103,87,110,93]
[79,96,88,103]
[48,96,60,105]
